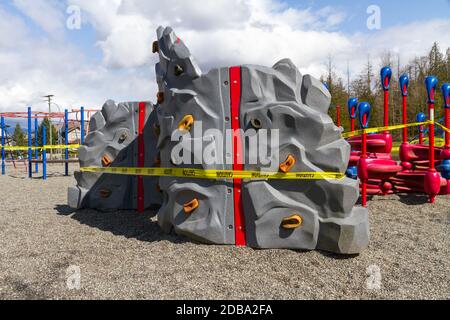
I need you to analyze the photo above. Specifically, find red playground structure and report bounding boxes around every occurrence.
[342,67,450,205]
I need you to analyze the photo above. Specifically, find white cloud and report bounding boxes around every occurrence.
[119,0,252,31]
[97,14,154,68]
[12,0,66,38]
[0,6,28,48]
[69,0,351,73]
[315,6,347,29]
[0,2,155,113]
[67,0,122,38]
[354,19,450,66]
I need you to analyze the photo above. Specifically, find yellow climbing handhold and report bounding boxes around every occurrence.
[281,214,303,230]
[178,115,194,132]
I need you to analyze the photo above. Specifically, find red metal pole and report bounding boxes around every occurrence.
[399,74,409,144]
[361,129,367,207]
[419,126,424,145]
[424,77,440,204]
[137,102,146,212]
[445,108,449,148]
[427,100,437,204]
[230,66,246,246]
[384,90,389,127]
[429,102,435,171]
[402,95,408,144]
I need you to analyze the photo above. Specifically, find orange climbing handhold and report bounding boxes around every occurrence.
[102,155,112,167]
[281,214,303,230]
[157,92,165,104]
[183,198,199,214]
[178,115,194,132]
[152,41,159,53]
[279,154,296,173]
[154,155,161,167]
[99,188,112,198]
[154,124,161,136]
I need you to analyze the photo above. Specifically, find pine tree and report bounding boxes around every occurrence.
[12,123,26,157]
[12,123,26,146]
[38,118,58,146]
[325,42,448,140]
[446,48,450,80]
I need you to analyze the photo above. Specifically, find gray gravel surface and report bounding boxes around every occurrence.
[0,164,449,300]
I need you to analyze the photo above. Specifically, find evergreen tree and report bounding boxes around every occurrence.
[12,123,26,157]
[12,123,26,146]
[37,118,58,146]
[326,41,449,140]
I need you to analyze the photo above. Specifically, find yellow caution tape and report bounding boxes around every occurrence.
[80,167,345,180]
[391,138,445,153]
[435,122,450,134]
[342,121,430,139]
[41,144,81,150]
[1,144,80,151]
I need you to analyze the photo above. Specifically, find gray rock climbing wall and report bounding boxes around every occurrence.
[154,26,235,245]
[68,26,369,254]
[240,63,368,253]
[68,100,162,211]
[154,26,369,254]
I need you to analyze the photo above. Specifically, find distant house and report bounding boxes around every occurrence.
[55,122,88,144]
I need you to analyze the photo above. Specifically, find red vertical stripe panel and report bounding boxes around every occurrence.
[229,67,246,246]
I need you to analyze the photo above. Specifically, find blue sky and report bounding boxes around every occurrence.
[65,0,450,58]
[0,0,449,122]
[3,0,449,68]
[287,0,450,32]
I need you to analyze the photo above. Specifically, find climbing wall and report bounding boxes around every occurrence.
[68,100,162,211]
[68,26,369,254]
[154,26,369,254]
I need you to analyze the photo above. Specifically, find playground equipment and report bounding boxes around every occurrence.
[399,76,444,171]
[416,112,427,145]
[345,77,394,182]
[68,26,369,255]
[356,102,402,206]
[348,67,394,156]
[68,101,161,211]
[344,66,450,204]
[437,83,450,183]
[0,107,90,179]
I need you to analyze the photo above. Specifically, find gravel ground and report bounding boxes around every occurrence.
[0,164,449,300]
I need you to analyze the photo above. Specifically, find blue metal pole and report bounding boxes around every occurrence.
[80,106,85,144]
[65,109,69,176]
[1,116,5,176]
[34,117,38,173]
[28,107,32,178]
[43,125,47,180]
